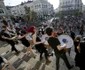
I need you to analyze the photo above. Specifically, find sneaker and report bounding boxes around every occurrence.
[45,60,51,65]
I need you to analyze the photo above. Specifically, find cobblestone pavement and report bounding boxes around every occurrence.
[0,43,80,70]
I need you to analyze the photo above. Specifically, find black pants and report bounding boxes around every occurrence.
[56,53,71,70]
[80,57,85,70]
[80,65,85,70]
[75,53,80,67]
[40,48,48,60]
[35,44,48,60]
[80,68,85,70]
[7,40,18,52]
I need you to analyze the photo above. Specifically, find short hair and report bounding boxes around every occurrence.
[46,28,53,36]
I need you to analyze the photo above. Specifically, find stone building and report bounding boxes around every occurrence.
[59,0,82,16]
[10,0,54,19]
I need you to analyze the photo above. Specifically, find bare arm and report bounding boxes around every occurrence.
[1,63,9,70]
[57,44,66,51]
[17,34,27,39]
[2,36,11,40]
[77,45,80,53]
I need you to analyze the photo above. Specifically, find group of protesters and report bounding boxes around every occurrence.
[0,16,85,70]
[49,16,85,70]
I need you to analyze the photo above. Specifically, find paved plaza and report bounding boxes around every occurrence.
[0,41,80,70]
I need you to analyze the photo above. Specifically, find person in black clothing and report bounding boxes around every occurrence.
[70,30,75,40]
[0,26,19,54]
[46,28,73,70]
[17,29,36,57]
[77,37,85,70]
[74,36,81,67]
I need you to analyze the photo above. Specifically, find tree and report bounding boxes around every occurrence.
[23,6,39,26]
[72,10,82,16]
[24,6,30,14]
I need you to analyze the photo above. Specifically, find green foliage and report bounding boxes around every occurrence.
[23,6,39,25]
[24,6,30,14]
[72,10,82,16]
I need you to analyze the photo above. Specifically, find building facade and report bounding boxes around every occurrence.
[59,0,82,16]
[0,0,9,20]
[31,0,54,18]
[82,5,85,13]
[10,0,54,19]
[10,1,33,16]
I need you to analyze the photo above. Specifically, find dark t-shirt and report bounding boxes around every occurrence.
[18,30,30,47]
[48,37,65,55]
[80,41,85,56]
[0,30,15,44]
[71,31,75,40]
[0,30,10,41]
[0,30,14,38]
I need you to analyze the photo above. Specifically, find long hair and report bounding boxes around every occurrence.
[28,26,35,34]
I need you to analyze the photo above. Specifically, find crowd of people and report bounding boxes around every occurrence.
[0,18,52,70]
[51,16,85,36]
[0,16,85,70]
